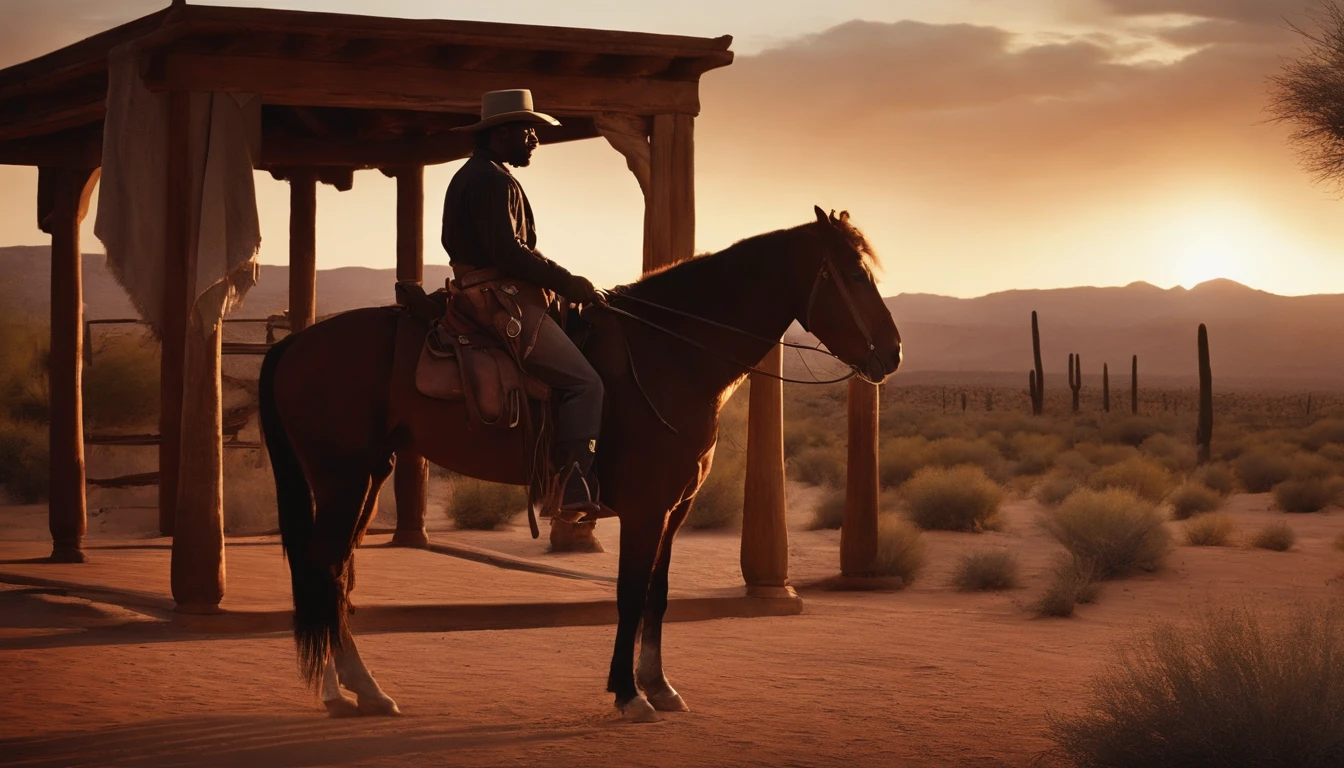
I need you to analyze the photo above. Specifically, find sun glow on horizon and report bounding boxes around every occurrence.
[1146,195,1290,290]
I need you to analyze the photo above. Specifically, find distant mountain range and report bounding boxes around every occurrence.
[4,246,1342,389]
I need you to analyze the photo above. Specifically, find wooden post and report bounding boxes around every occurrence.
[159,90,191,537]
[170,310,225,612]
[740,347,792,596]
[288,170,317,332]
[646,114,694,271]
[388,165,428,548]
[42,166,99,563]
[841,379,880,576]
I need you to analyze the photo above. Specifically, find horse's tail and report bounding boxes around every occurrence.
[259,333,340,689]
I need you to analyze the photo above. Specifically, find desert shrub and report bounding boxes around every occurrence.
[789,443,847,487]
[1274,476,1344,514]
[445,475,525,530]
[783,417,835,458]
[1005,432,1066,476]
[1102,416,1166,447]
[878,435,930,489]
[0,312,48,423]
[1047,603,1344,768]
[687,449,746,530]
[82,333,159,428]
[1041,488,1170,578]
[809,487,845,530]
[1055,450,1098,476]
[902,464,1004,532]
[1035,468,1086,506]
[868,515,926,584]
[1192,462,1238,496]
[1235,448,1294,493]
[923,437,1005,479]
[1301,418,1344,451]
[1074,442,1141,468]
[1251,522,1295,552]
[1321,443,1344,464]
[0,418,48,503]
[1035,556,1100,618]
[1183,513,1235,547]
[1087,456,1174,503]
[1289,452,1339,481]
[1168,482,1222,520]
[952,549,1020,591]
[1139,433,1197,473]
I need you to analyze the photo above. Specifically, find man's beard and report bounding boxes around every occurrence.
[507,147,534,167]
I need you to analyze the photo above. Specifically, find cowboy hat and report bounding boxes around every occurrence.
[452,89,561,132]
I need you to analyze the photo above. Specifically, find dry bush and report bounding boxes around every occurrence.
[789,443,847,487]
[868,515,927,584]
[809,487,846,530]
[902,464,1004,532]
[223,448,278,533]
[83,332,159,428]
[1192,462,1238,496]
[1102,416,1166,447]
[1251,522,1296,552]
[687,449,745,530]
[1168,482,1223,520]
[1183,513,1236,547]
[0,312,48,423]
[1005,432,1067,476]
[1139,433,1198,473]
[1074,442,1142,468]
[1047,603,1344,768]
[952,548,1020,591]
[1055,450,1098,476]
[1274,476,1344,514]
[445,475,525,530]
[1235,448,1295,493]
[1035,556,1100,618]
[1041,488,1170,578]
[0,418,47,503]
[783,417,835,459]
[1301,418,1344,451]
[1035,468,1087,506]
[923,437,1005,480]
[1087,456,1175,503]
[879,435,930,489]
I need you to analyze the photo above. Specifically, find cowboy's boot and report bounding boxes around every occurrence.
[555,438,601,516]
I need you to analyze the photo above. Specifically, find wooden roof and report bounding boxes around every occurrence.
[0,3,733,170]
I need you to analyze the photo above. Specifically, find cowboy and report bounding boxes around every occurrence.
[442,89,605,515]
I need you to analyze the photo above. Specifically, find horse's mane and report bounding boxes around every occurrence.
[612,217,879,306]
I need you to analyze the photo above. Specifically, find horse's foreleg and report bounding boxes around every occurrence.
[320,652,359,717]
[607,512,665,722]
[637,498,692,713]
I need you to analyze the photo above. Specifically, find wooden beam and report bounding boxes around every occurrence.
[740,347,791,596]
[288,170,318,332]
[0,10,169,101]
[144,53,702,115]
[45,166,100,564]
[841,380,880,577]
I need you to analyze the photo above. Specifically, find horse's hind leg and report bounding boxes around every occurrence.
[637,498,692,713]
[608,510,667,722]
[320,652,359,718]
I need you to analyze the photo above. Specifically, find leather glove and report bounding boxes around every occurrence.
[563,275,606,306]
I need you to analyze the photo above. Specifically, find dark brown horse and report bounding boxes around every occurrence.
[259,206,902,721]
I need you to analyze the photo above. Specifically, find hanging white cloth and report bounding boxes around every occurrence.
[94,42,262,336]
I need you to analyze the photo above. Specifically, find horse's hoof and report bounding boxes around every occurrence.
[357,694,401,716]
[647,690,690,712]
[619,696,658,723]
[323,696,360,718]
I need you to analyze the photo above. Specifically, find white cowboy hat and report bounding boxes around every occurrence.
[452,89,561,132]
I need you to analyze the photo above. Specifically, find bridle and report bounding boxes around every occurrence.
[798,243,884,382]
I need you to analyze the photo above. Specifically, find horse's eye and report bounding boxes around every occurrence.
[851,271,868,284]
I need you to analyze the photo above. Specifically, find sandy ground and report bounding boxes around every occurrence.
[2,486,1344,768]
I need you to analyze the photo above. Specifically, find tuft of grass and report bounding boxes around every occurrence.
[1041,488,1171,578]
[1234,448,1294,493]
[952,549,1020,592]
[1005,432,1066,476]
[1047,603,1344,768]
[867,515,927,584]
[1250,522,1295,552]
[1274,476,1344,514]
[1139,433,1197,473]
[923,437,1005,480]
[1035,467,1088,506]
[1168,482,1223,520]
[789,443,847,487]
[809,487,846,531]
[1035,556,1100,618]
[1183,513,1236,547]
[878,435,930,489]
[902,464,1005,532]
[1087,456,1174,503]
[445,475,525,530]
[1192,462,1238,496]
[686,449,745,530]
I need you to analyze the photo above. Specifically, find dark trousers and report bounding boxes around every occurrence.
[523,316,603,444]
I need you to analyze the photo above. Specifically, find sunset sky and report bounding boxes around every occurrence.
[3,0,1344,298]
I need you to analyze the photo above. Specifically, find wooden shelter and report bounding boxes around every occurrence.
[1,1,885,613]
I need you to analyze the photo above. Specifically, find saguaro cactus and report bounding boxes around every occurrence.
[1103,363,1110,413]
[961,391,967,413]
[1029,311,1044,415]
[1131,355,1139,415]
[1196,324,1213,464]
[1068,353,1081,413]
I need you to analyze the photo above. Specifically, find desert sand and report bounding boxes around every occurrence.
[2,485,1343,768]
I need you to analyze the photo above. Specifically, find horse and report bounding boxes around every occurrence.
[258,206,903,722]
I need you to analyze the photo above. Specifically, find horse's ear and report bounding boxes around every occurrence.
[814,205,828,225]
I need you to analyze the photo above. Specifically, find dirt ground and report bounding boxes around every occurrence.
[3,485,1343,768]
